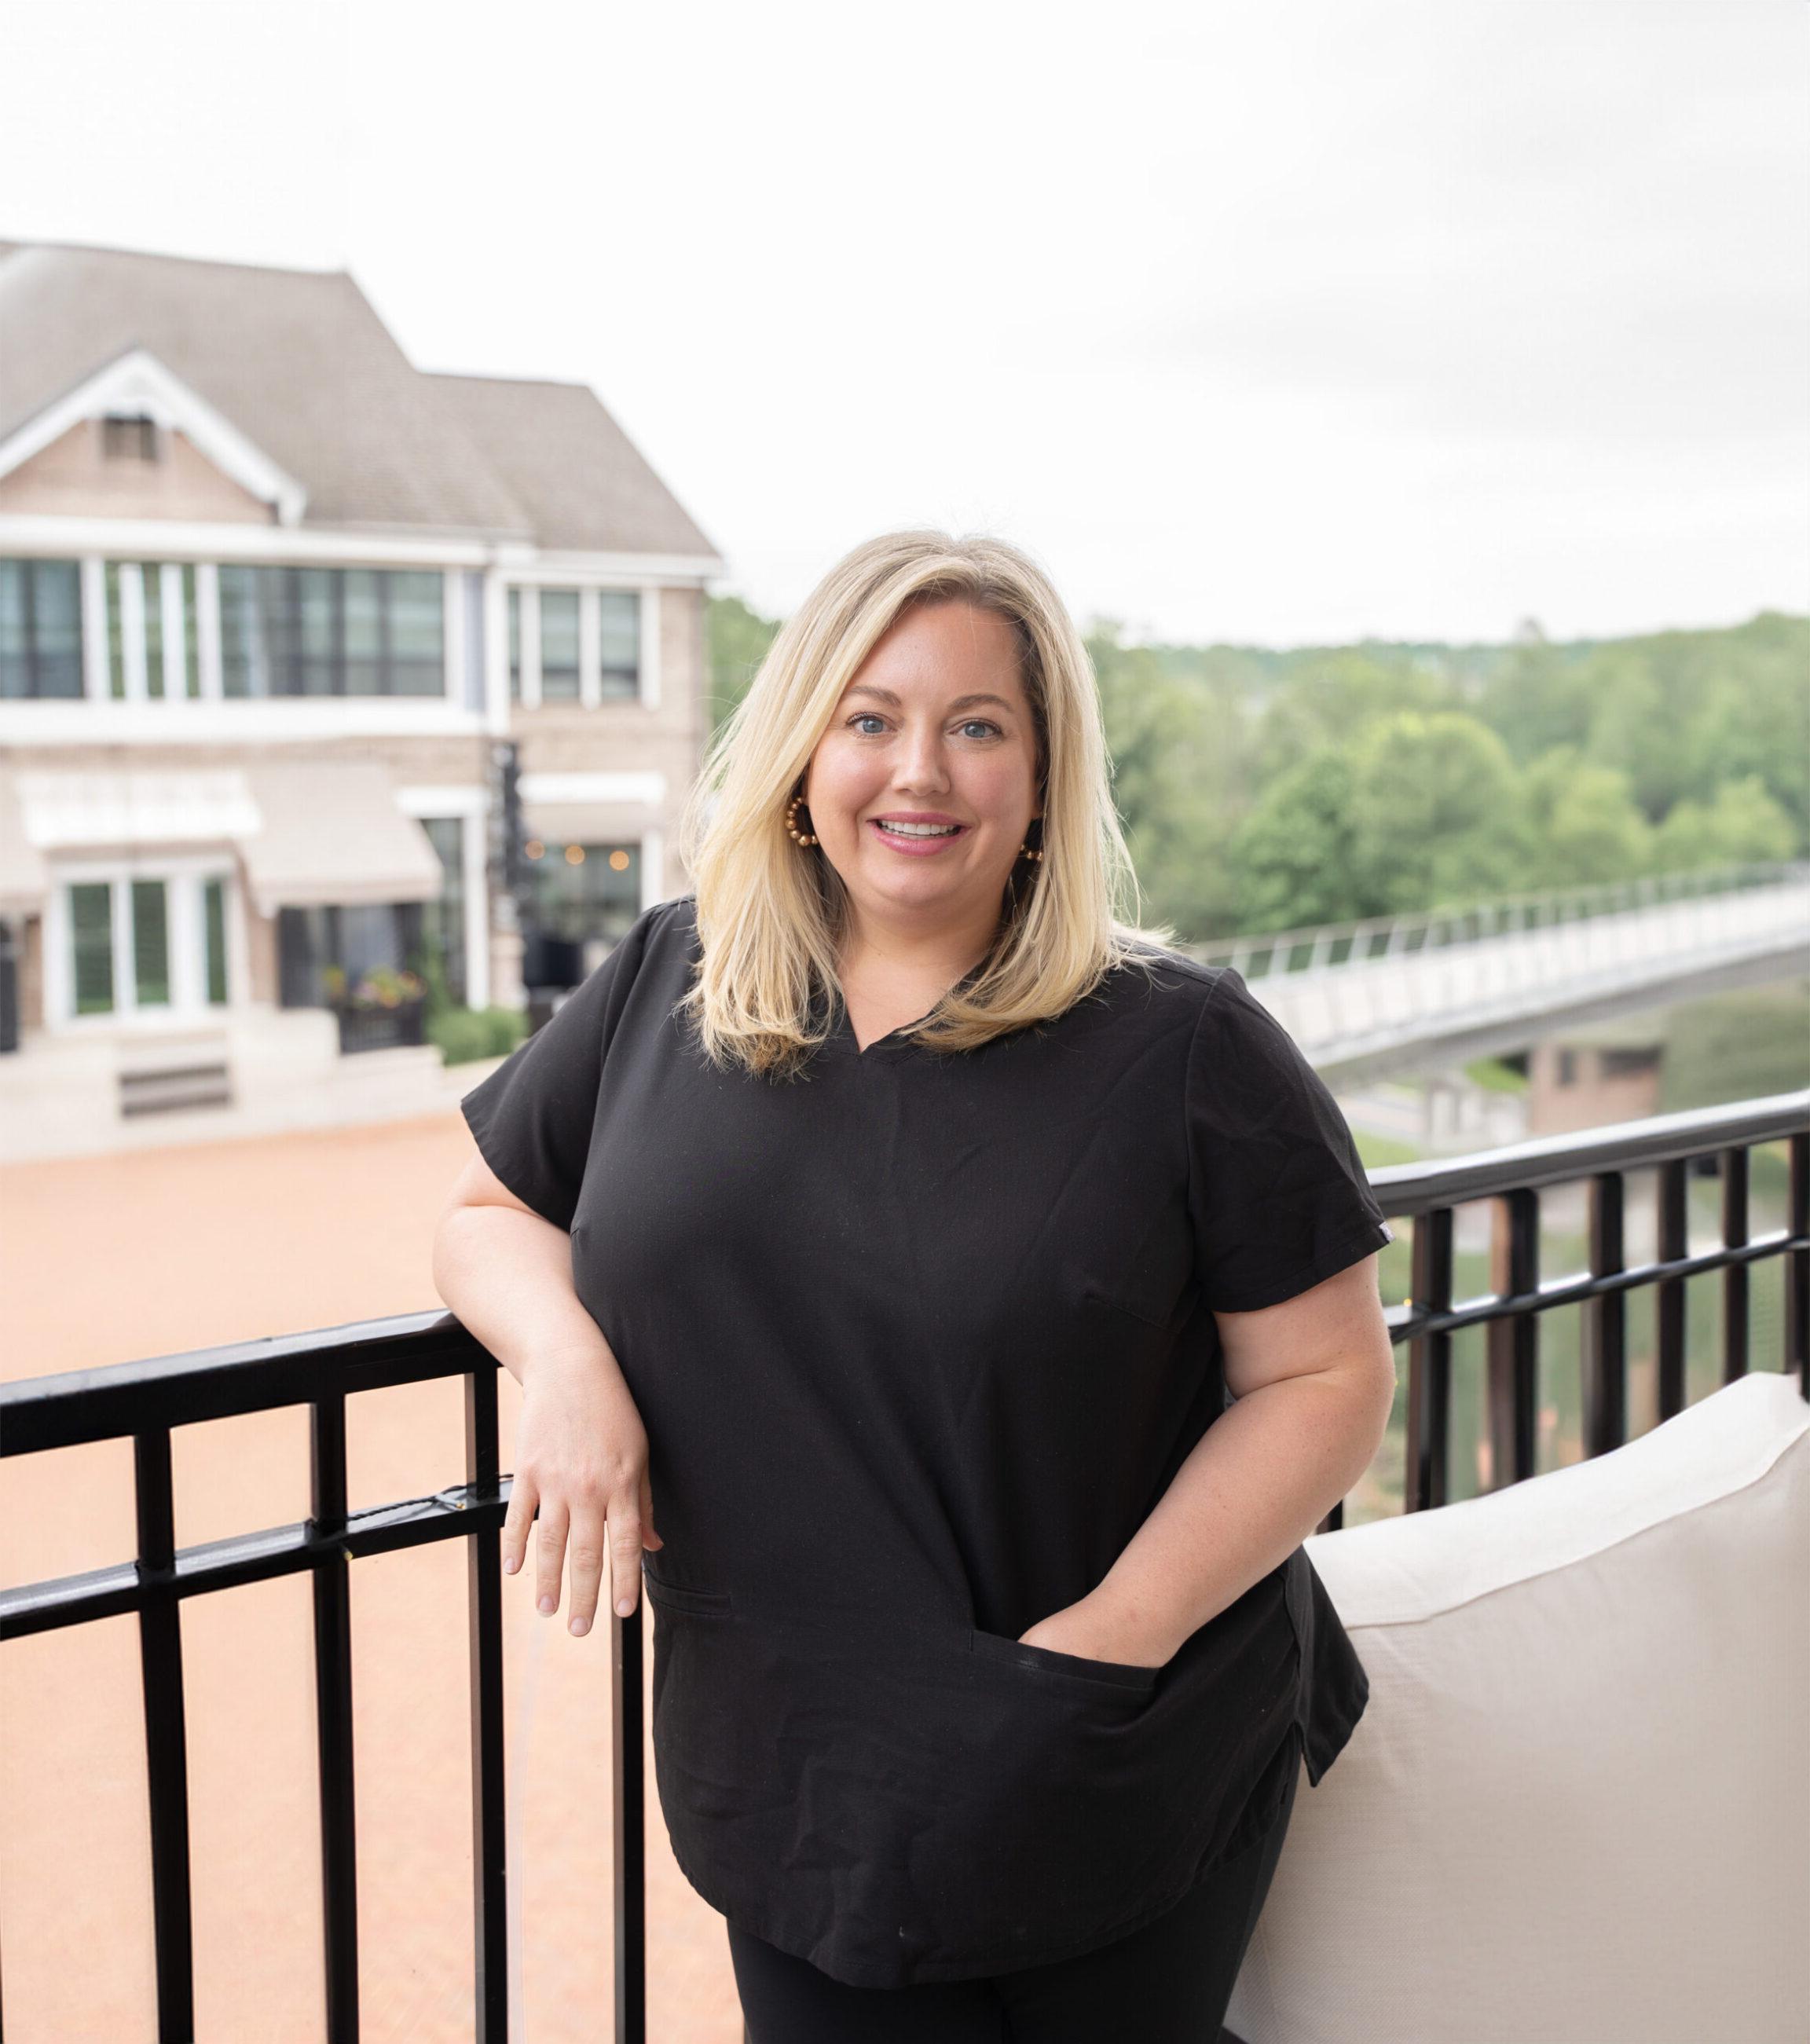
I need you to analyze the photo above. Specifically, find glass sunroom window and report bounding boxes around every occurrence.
[218,566,445,696]
[0,558,83,699]
[539,589,581,700]
[130,880,170,1006]
[599,591,640,698]
[70,884,115,1014]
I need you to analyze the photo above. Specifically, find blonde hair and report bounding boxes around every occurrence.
[673,529,1178,1078]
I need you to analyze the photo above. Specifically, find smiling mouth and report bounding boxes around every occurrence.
[874,820,965,839]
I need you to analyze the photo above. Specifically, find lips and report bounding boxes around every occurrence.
[867,818,969,855]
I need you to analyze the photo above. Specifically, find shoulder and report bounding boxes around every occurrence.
[620,892,702,982]
[641,890,701,955]
[1086,937,1233,1037]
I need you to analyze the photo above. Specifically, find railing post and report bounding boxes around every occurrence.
[1655,1159,1691,1423]
[1720,1145,1750,1384]
[310,1390,361,2044]
[1790,1133,1808,1401]
[465,1366,509,2042]
[613,1595,648,2042]
[1405,1206,1453,1512]
[134,1427,196,2044]
[1584,1172,1628,1457]
[1486,1188,1540,1490]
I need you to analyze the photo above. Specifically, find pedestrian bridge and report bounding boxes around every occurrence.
[1182,863,1809,1084]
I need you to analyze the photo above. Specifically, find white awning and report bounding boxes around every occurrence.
[8,761,444,919]
[524,801,662,848]
[13,766,263,852]
[0,770,49,915]
[236,760,444,918]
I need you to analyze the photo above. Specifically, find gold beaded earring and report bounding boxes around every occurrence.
[785,791,819,847]
[1017,818,1045,863]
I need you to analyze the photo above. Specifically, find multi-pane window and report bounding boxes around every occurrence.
[599,590,641,698]
[102,562,202,698]
[102,414,159,461]
[70,884,115,1014]
[277,902,426,1006]
[0,559,83,699]
[539,589,581,700]
[202,877,229,1006]
[60,870,233,1020]
[218,566,445,697]
[526,840,643,943]
[502,585,643,703]
[420,817,469,1006]
[130,880,171,1006]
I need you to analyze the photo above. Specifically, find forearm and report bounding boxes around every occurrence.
[431,1204,617,1388]
[1088,1361,1393,1661]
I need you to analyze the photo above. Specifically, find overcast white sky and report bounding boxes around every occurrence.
[3,0,1805,646]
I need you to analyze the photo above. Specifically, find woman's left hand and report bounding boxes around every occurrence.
[1017,1589,1178,1670]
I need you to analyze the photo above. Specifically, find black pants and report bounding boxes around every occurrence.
[729,1752,1298,2043]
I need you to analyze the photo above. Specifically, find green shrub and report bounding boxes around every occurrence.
[431,1004,530,1067]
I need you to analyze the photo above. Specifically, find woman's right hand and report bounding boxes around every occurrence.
[500,1345,664,1636]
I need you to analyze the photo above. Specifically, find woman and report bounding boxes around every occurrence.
[434,529,1397,2040]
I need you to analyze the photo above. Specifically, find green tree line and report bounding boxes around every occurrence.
[709,595,1807,945]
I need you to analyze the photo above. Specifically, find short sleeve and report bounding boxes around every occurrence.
[1185,967,1394,1313]
[459,902,662,1231]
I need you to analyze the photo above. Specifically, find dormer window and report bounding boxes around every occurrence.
[101,413,159,461]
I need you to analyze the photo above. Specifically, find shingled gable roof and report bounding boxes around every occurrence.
[0,239,720,561]
[431,372,720,559]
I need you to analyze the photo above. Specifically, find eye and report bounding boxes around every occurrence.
[848,713,888,734]
[958,720,1002,740]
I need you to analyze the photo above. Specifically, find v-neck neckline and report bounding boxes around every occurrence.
[823,958,991,1061]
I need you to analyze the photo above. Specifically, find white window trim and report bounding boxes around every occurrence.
[79,557,108,701]
[441,570,462,702]
[639,585,661,709]
[484,569,511,731]
[395,784,491,1013]
[0,349,308,525]
[46,853,240,1031]
[196,562,223,700]
[159,563,186,701]
[579,587,601,711]
[522,585,543,709]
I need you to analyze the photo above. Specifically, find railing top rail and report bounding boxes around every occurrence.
[0,1306,486,1459]
[5,1091,1802,1456]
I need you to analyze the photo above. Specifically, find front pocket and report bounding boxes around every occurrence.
[967,1625,1161,1694]
[643,1571,733,1617]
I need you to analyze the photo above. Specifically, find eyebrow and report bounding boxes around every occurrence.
[843,684,1017,714]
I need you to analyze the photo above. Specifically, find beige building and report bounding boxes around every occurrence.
[0,238,724,1156]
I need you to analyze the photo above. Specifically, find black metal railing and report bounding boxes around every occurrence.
[2,1090,1804,2041]
[1348,1088,1808,1524]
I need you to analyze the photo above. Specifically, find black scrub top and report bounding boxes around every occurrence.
[460,892,1393,1989]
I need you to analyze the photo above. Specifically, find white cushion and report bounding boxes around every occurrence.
[1227,1371,1810,2044]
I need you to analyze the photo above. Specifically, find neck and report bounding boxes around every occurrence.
[837,896,1000,990]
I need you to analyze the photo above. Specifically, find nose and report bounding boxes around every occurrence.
[892,719,953,794]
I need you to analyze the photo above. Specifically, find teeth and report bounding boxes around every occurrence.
[878,821,960,837]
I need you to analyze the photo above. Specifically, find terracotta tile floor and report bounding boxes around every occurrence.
[1,1110,747,2044]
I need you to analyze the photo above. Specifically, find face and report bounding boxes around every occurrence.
[804,599,1043,936]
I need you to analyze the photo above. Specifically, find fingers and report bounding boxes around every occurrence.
[500,1472,659,1637]
[564,1507,607,1638]
[535,1496,570,1621]
[609,1494,646,1619]
[500,1472,536,1580]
